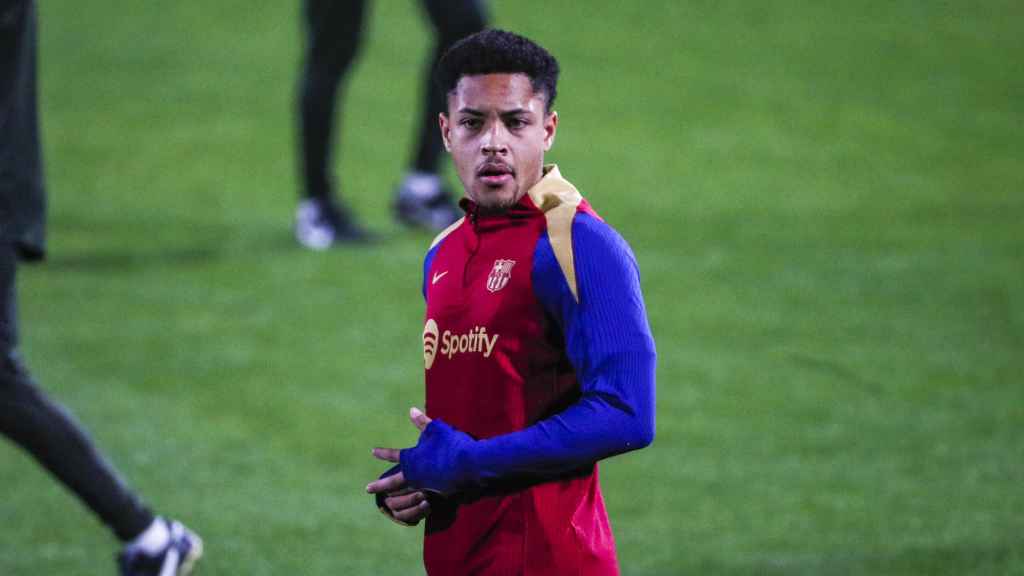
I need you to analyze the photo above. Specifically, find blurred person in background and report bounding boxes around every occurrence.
[0,2,201,574]
[294,0,488,248]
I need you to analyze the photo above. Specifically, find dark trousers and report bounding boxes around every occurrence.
[1,0,47,259]
[0,245,153,541]
[297,0,488,199]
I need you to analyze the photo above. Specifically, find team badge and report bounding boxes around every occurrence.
[486,259,516,293]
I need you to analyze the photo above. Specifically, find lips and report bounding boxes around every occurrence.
[477,162,514,186]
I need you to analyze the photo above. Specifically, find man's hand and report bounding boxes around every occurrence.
[367,407,433,526]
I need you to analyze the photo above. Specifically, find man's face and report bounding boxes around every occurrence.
[440,73,557,213]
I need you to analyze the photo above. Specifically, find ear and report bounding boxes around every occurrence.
[543,111,558,151]
[439,113,452,152]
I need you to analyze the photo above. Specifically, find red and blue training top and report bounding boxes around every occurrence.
[401,165,657,576]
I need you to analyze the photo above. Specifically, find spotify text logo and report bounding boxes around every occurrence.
[423,319,499,370]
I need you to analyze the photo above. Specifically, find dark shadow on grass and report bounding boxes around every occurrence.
[42,245,223,272]
[39,228,404,273]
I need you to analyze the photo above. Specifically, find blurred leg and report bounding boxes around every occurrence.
[413,0,488,173]
[297,0,370,200]
[0,0,48,261]
[0,245,154,542]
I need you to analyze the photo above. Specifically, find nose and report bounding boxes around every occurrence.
[481,122,509,156]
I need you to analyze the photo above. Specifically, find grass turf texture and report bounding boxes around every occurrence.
[2,1,1022,574]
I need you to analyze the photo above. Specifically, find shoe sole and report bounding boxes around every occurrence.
[178,534,203,576]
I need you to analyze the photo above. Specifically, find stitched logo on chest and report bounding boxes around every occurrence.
[486,259,516,293]
[422,320,500,370]
[423,319,440,370]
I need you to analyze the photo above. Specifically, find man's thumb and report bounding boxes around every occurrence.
[409,406,432,431]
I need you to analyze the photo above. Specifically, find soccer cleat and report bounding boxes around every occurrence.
[118,518,203,576]
[394,183,461,232]
[294,196,372,249]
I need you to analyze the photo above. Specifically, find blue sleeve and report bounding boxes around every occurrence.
[422,242,442,300]
[401,212,656,495]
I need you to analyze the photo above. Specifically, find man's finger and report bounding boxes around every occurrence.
[392,499,431,524]
[366,470,406,494]
[384,487,417,498]
[409,406,432,432]
[385,490,426,512]
[372,447,401,463]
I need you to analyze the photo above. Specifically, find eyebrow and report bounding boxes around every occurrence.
[458,107,531,117]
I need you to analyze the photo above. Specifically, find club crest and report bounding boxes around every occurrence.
[486,259,516,293]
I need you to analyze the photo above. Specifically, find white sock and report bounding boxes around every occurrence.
[130,517,170,554]
[400,172,442,200]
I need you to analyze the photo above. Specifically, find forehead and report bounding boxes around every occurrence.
[449,73,544,112]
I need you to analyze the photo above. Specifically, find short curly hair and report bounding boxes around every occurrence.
[437,29,560,112]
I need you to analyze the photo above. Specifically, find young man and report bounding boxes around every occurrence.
[367,29,657,575]
[0,2,201,574]
[293,0,488,248]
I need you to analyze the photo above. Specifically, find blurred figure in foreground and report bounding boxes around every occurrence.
[294,0,488,248]
[0,2,201,574]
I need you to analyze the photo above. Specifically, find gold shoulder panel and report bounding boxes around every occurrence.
[429,216,466,250]
[527,165,583,302]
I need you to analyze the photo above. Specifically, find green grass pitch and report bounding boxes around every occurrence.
[2,1,1022,574]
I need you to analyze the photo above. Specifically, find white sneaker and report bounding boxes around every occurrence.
[118,518,203,576]
[295,197,372,249]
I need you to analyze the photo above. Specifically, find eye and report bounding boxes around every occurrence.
[507,117,528,130]
[460,117,483,130]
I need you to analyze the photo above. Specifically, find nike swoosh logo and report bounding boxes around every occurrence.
[432,271,449,285]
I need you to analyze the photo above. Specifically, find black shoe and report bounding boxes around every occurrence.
[394,185,461,232]
[295,197,372,249]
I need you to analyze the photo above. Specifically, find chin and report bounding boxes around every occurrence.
[473,186,518,211]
